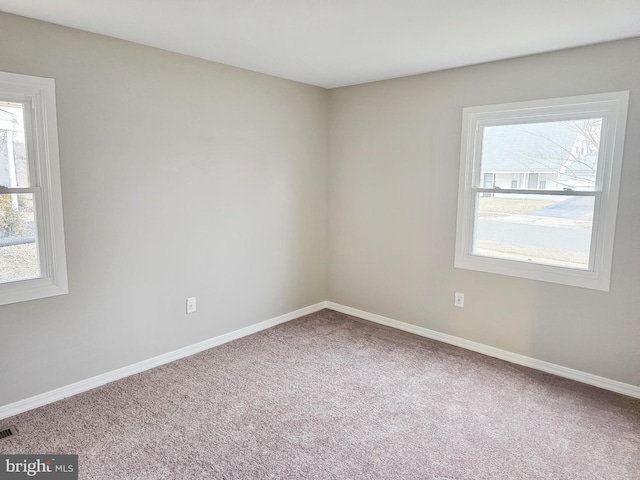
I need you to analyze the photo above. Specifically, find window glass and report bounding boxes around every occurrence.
[0,102,29,188]
[475,193,594,270]
[0,193,40,283]
[480,119,602,191]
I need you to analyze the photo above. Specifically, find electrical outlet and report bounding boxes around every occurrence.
[186,297,197,314]
[454,292,464,308]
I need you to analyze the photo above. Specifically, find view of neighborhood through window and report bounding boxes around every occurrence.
[456,91,627,291]
[473,118,602,270]
[475,119,602,270]
[0,101,40,284]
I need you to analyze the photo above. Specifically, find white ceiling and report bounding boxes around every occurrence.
[1,0,639,88]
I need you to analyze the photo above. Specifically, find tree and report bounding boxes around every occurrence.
[487,118,602,191]
[0,194,24,237]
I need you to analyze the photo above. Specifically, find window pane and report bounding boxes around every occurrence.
[474,193,594,270]
[0,193,40,283]
[0,102,29,188]
[481,119,602,191]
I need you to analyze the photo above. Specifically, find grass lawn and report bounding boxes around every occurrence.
[0,243,39,283]
[478,197,557,216]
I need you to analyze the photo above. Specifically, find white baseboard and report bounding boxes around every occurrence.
[326,302,640,399]
[0,302,326,420]
[2,300,637,420]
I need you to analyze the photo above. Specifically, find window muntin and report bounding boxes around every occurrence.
[455,92,629,291]
[0,72,67,305]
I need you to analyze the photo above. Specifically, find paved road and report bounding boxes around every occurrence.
[0,236,35,247]
[477,218,591,253]
[528,196,593,219]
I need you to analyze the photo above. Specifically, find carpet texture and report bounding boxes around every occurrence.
[1,309,639,479]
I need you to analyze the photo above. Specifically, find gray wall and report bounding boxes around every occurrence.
[328,38,640,386]
[0,13,328,406]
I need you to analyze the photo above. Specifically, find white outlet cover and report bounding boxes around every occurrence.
[454,292,464,308]
[186,297,197,313]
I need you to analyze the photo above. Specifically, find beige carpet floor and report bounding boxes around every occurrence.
[1,309,639,479]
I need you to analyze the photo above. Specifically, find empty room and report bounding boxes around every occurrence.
[0,1,639,479]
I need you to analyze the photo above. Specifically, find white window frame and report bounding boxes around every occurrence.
[455,91,629,291]
[0,71,68,305]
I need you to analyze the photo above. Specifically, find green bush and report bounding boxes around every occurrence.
[0,195,25,236]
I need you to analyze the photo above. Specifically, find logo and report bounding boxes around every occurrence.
[0,456,77,479]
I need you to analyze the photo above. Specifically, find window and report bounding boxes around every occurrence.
[0,71,68,305]
[455,91,629,291]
